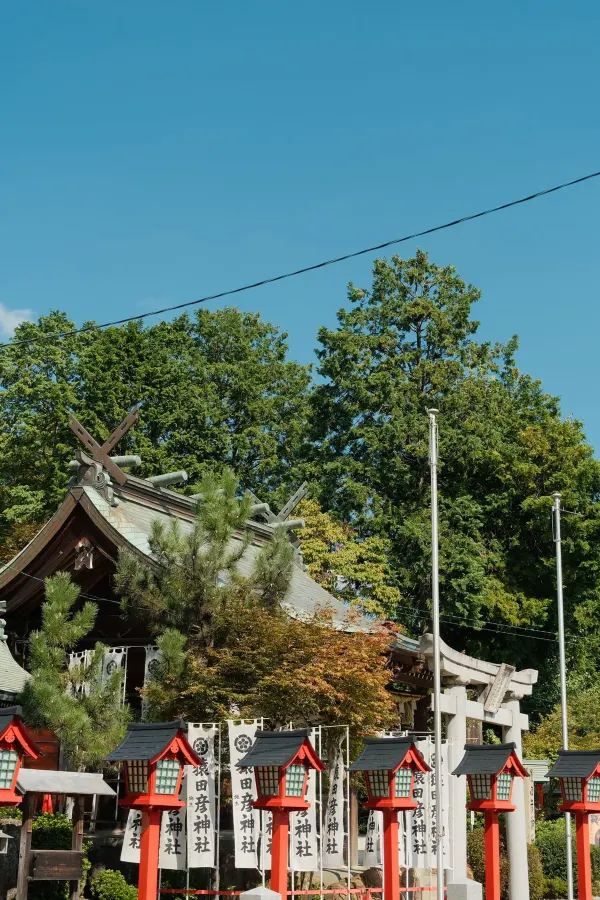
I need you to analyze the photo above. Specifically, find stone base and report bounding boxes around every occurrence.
[446,881,483,900]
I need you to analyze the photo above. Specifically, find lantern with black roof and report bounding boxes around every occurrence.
[0,706,40,806]
[547,749,600,900]
[350,738,431,900]
[453,743,527,900]
[238,729,324,896]
[107,721,201,900]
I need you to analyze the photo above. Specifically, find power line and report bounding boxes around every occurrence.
[3,167,600,352]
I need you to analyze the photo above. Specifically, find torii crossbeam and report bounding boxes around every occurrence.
[68,405,141,486]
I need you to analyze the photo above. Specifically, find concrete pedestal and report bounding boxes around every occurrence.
[446,882,483,900]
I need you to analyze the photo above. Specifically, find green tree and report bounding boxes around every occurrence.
[306,251,600,709]
[20,572,129,770]
[0,308,310,557]
[297,498,402,616]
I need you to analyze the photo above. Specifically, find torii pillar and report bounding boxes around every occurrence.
[420,634,537,900]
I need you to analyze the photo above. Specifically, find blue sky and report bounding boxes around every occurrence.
[2,2,600,446]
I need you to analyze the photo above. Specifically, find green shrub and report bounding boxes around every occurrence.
[535,815,600,886]
[89,868,138,900]
[542,875,567,898]
[0,805,22,822]
[527,843,545,900]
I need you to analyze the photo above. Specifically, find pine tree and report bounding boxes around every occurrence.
[20,572,129,771]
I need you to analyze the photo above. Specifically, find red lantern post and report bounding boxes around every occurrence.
[238,729,324,897]
[108,721,201,900]
[350,738,431,900]
[0,706,40,806]
[453,743,527,900]
[548,749,600,900]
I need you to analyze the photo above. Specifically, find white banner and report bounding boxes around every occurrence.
[121,809,143,863]
[364,810,382,868]
[228,719,261,869]
[160,794,188,871]
[141,646,161,720]
[187,723,218,868]
[401,739,450,871]
[322,743,346,869]
[102,646,127,683]
[120,790,188,870]
[68,650,93,697]
[290,727,319,872]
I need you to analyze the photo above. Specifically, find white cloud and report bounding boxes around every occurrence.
[0,302,33,338]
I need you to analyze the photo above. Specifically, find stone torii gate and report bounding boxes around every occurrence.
[420,634,538,900]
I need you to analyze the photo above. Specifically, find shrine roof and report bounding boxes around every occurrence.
[453,742,518,776]
[0,639,30,702]
[0,471,374,632]
[107,720,187,762]
[237,729,313,767]
[350,737,416,771]
[547,750,600,780]
[17,769,115,797]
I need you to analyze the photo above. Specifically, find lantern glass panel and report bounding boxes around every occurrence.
[0,832,9,855]
[496,773,513,802]
[368,770,390,798]
[470,774,492,800]
[588,778,600,802]
[285,764,306,797]
[395,768,413,798]
[126,760,149,794]
[563,777,583,803]
[155,759,180,795]
[0,750,18,789]
[257,766,280,796]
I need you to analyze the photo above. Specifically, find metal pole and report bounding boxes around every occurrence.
[553,492,574,900]
[427,409,444,900]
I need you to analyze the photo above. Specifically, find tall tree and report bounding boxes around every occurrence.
[20,572,129,770]
[306,251,600,711]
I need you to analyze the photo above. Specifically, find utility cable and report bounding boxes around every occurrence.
[2,167,600,352]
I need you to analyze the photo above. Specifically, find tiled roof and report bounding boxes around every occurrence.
[453,743,517,776]
[82,486,373,632]
[350,738,415,772]
[107,720,186,762]
[0,643,30,700]
[238,729,310,767]
[547,750,600,780]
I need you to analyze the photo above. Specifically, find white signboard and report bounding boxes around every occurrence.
[187,723,218,868]
[228,719,261,868]
[322,744,346,869]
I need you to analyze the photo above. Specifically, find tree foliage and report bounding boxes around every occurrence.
[297,498,401,617]
[20,573,129,770]
[115,476,395,731]
[305,251,600,710]
[0,307,310,557]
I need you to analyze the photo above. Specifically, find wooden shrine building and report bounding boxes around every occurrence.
[0,411,427,724]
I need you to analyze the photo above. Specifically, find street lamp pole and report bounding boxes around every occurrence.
[428,409,444,900]
[553,491,574,900]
